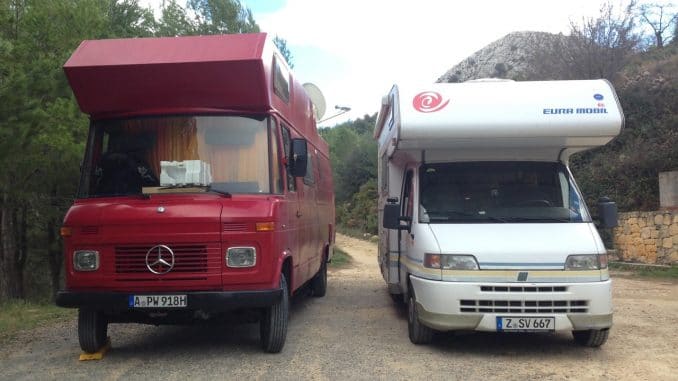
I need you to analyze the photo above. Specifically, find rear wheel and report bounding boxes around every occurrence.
[573,329,609,347]
[311,256,327,297]
[78,309,108,353]
[260,274,289,353]
[408,290,433,344]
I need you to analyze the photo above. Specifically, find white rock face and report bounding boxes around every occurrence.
[437,31,563,83]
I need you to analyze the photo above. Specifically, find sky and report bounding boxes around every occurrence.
[140,0,670,127]
[244,0,616,127]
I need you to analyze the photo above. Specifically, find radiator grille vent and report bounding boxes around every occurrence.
[459,299,588,314]
[115,245,208,274]
[480,285,568,293]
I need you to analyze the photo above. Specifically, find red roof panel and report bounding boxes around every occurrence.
[64,34,271,117]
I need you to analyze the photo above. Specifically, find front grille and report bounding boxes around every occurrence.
[481,285,568,292]
[460,299,588,314]
[115,245,209,274]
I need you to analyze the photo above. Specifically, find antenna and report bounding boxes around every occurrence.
[319,105,351,123]
[303,83,326,121]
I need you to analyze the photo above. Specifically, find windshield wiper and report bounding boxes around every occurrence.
[498,216,571,223]
[427,210,509,222]
[157,184,231,197]
[206,184,231,197]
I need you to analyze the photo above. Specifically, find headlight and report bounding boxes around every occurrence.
[565,254,607,270]
[424,254,479,270]
[226,247,256,268]
[73,250,99,271]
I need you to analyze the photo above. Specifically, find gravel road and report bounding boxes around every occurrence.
[1,234,677,380]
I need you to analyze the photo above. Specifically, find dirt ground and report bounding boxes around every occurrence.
[0,234,676,380]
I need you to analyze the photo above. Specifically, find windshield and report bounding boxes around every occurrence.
[419,162,591,223]
[78,115,273,198]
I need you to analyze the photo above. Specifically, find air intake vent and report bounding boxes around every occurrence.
[81,226,99,235]
[223,223,250,232]
[459,299,588,314]
[480,285,567,292]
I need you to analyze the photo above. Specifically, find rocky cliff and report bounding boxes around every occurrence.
[437,31,563,83]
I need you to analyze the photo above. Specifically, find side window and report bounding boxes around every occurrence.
[303,150,315,185]
[273,55,290,103]
[402,170,414,218]
[281,125,296,192]
[270,120,283,194]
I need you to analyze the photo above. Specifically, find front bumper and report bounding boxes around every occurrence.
[56,289,282,312]
[410,275,613,332]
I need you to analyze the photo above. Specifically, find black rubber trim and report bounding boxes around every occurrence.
[56,289,283,312]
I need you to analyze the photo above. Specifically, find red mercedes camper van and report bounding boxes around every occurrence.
[56,33,335,353]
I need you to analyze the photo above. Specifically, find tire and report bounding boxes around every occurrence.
[407,291,433,344]
[573,329,609,347]
[260,274,289,353]
[311,257,328,297]
[390,292,404,306]
[78,309,108,353]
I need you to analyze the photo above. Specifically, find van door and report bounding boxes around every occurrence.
[280,123,302,290]
[305,148,323,278]
[398,168,415,286]
[299,146,319,282]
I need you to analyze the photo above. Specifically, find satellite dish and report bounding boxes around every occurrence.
[303,83,326,120]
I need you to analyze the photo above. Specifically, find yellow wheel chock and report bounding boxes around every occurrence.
[78,337,111,361]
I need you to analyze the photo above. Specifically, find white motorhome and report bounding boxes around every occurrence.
[374,79,622,346]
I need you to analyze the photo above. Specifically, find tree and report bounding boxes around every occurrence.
[273,35,294,68]
[0,0,267,301]
[637,2,677,48]
[528,1,641,81]
[157,0,195,36]
[571,39,678,212]
[320,114,379,233]
[188,0,259,35]
[0,0,155,301]
[320,114,377,202]
[104,0,156,38]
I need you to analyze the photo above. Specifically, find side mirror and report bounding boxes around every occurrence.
[383,204,411,230]
[383,203,401,229]
[290,138,308,177]
[597,197,618,228]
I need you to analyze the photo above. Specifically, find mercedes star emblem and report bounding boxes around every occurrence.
[145,245,175,274]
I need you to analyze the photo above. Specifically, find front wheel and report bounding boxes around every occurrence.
[390,292,405,306]
[260,274,289,353]
[78,309,108,353]
[573,329,609,347]
[408,291,433,344]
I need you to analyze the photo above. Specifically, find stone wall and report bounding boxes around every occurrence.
[613,211,678,264]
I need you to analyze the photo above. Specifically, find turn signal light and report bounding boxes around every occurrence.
[256,222,275,232]
[60,227,72,237]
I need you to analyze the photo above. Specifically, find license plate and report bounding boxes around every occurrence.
[496,316,555,332]
[129,294,187,308]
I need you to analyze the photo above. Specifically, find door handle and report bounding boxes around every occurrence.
[296,211,302,218]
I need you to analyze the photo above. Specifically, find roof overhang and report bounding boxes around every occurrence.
[64,33,271,118]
